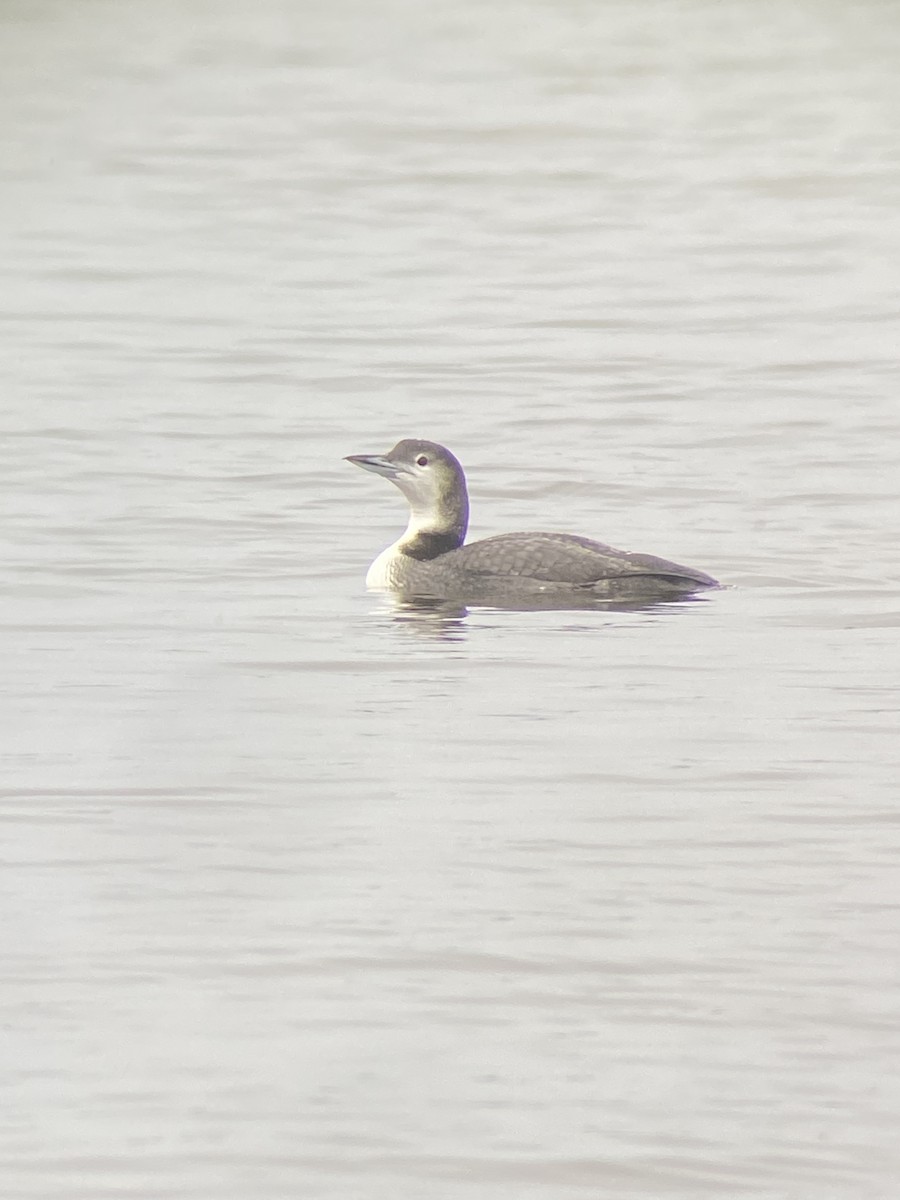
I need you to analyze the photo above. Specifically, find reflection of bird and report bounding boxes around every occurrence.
[346,439,718,606]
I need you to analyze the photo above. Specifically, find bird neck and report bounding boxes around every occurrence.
[398,493,468,561]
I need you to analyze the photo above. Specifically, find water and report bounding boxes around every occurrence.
[2,2,899,1197]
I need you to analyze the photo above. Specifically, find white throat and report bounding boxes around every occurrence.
[365,505,432,588]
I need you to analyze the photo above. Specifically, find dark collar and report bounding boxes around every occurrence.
[400,530,462,561]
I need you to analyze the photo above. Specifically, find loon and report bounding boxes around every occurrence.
[345,439,718,606]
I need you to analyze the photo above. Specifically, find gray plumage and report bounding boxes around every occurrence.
[345,439,718,606]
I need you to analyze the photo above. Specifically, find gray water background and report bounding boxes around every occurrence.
[2,2,899,1197]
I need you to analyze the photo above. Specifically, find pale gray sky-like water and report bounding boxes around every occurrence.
[2,3,899,1198]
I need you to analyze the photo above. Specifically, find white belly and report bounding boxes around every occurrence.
[365,543,402,589]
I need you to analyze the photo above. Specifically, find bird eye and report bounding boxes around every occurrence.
[416,455,429,467]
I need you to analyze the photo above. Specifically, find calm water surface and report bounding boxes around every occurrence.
[2,2,899,1197]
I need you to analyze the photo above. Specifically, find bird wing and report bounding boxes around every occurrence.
[445,533,713,586]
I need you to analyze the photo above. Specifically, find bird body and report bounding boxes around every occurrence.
[346,439,717,606]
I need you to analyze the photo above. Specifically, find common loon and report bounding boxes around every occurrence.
[345,439,718,606]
